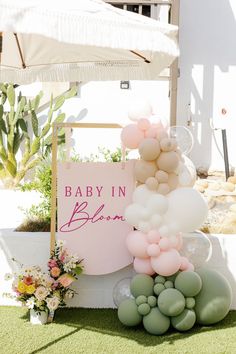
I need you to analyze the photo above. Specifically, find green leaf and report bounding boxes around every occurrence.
[74,266,83,275]
[65,86,77,99]
[13,131,24,154]
[18,119,28,133]
[30,137,41,155]
[53,95,65,111]
[0,118,7,134]
[41,123,51,138]
[53,113,65,124]
[6,160,16,177]
[31,93,41,111]
[0,104,3,119]
[7,85,15,106]
[31,110,39,137]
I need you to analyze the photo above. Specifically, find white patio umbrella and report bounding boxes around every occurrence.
[0,0,179,84]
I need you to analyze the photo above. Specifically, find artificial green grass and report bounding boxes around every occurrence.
[0,308,236,354]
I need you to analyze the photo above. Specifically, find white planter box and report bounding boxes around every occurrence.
[0,229,236,309]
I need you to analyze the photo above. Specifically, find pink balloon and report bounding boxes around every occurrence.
[145,125,158,138]
[146,230,161,244]
[159,237,171,251]
[133,257,155,275]
[147,244,161,257]
[137,118,151,131]
[121,124,144,149]
[186,263,195,272]
[151,249,181,276]
[126,231,149,259]
[180,256,189,271]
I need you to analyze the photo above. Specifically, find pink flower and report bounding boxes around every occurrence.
[23,276,33,285]
[58,274,76,287]
[50,267,61,278]
[48,259,58,268]
[51,282,59,290]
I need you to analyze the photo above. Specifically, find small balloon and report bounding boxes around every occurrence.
[134,160,157,184]
[121,124,144,149]
[151,249,181,276]
[133,257,155,275]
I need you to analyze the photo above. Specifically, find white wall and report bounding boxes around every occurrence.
[177,0,236,172]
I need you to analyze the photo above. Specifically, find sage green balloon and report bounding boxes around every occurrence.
[154,283,165,296]
[175,271,202,297]
[195,268,232,325]
[148,296,157,307]
[164,280,174,289]
[158,288,185,317]
[143,307,170,335]
[155,275,166,284]
[118,299,142,326]
[171,309,196,331]
[136,295,147,306]
[138,303,151,316]
[185,297,196,309]
[130,274,154,298]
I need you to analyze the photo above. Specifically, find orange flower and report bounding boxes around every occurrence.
[58,274,76,287]
[50,267,61,278]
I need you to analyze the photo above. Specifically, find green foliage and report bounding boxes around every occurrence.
[0,83,77,188]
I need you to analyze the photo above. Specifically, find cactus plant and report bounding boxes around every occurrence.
[0,83,77,188]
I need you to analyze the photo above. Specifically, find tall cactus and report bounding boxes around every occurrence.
[0,84,77,188]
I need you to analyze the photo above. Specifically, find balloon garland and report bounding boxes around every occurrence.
[116,101,232,335]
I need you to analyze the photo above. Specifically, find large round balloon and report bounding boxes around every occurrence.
[171,309,196,331]
[181,231,212,268]
[113,278,133,307]
[143,307,170,335]
[126,231,149,259]
[139,138,161,161]
[174,271,202,297]
[169,126,194,155]
[133,258,155,275]
[156,151,180,173]
[151,249,181,276]
[195,268,232,325]
[158,288,185,317]
[121,124,144,149]
[118,299,142,326]
[132,184,155,205]
[164,188,208,232]
[130,274,154,298]
[134,160,157,183]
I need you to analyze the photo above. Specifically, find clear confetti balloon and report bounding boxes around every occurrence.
[169,126,194,155]
[113,278,133,307]
[180,231,212,268]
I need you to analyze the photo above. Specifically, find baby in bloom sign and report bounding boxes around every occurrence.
[57,161,135,274]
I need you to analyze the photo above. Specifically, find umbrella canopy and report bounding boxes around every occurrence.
[0,0,179,84]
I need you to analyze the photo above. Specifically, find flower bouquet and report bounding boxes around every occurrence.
[4,240,83,324]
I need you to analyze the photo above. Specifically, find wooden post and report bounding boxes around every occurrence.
[50,122,122,254]
[0,32,2,65]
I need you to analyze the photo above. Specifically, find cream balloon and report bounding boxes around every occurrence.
[157,151,180,173]
[139,138,161,161]
[164,188,208,232]
[145,177,159,191]
[157,183,170,195]
[132,184,155,205]
[146,194,168,215]
[125,203,146,228]
[155,170,169,183]
[134,160,157,184]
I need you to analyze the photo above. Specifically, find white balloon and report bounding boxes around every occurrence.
[150,214,162,229]
[138,221,152,233]
[159,225,169,237]
[132,184,155,205]
[128,99,152,121]
[179,171,193,186]
[164,188,208,232]
[146,194,168,215]
[125,203,145,228]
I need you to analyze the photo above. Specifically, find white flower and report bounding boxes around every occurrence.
[56,240,66,248]
[65,289,74,300]
[4,273,13,281]
[35,286,49,301]
[26,297,35,309]
[46,296,60,311]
